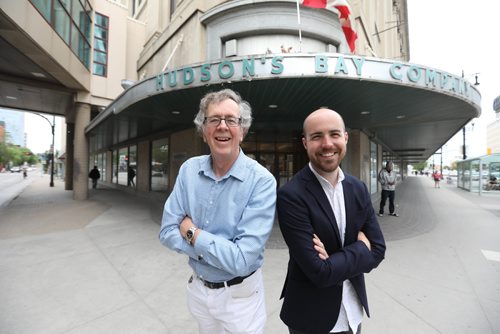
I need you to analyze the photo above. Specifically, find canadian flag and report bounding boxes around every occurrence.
[300,0,358,53]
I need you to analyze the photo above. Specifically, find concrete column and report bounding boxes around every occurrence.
[72,102,91,200]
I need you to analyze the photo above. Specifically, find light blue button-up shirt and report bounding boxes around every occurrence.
[159,150,277,282]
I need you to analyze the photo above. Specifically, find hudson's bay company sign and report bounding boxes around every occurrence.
[155,54,477,100]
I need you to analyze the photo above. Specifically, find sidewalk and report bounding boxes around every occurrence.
[0,174,499,333]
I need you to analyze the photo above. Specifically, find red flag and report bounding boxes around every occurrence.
[300,0,358,53]
[301,0,326,8]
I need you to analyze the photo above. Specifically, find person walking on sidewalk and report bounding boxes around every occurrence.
[432,170,442,188]
[159,89,277,334]
[378,161,398,217]
[277,108,386,334]
[88,166,100,189]
[127,166,136,187]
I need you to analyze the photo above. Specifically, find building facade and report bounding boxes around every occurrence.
[0,0,480,201]
[0,108,25,147]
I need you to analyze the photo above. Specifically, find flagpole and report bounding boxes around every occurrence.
[296,0,302,52]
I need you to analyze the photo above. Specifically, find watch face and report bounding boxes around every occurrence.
[186,230,193,238]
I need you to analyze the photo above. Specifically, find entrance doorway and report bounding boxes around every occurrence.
[241,133,306,188]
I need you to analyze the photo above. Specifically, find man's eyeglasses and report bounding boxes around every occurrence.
[204,116,242,127]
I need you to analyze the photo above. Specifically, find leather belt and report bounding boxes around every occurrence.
[198,271,255,289]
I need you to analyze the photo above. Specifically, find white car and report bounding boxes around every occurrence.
[10,166,21,173]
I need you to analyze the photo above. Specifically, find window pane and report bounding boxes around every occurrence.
[94,38,107,52]
[94,26,107,40]
[93,50,106,64]
[93,13,108,76]
[118,147,128,186]
[59,0,70,11]
[70,22,80,55]
[151,138,169,192]
[95,13,108,27]
[128,145,137,187]
[370,141,378,194]
[99,152,106,181]
[30,0,52,21]
[71,0,84,29]
[54,1,71,44]
[92,63,106,76]
[112,150,118,183]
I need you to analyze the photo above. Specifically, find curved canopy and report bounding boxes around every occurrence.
[86,54,481,164]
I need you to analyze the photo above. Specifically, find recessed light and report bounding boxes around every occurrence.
[171,110,180,115]
[6,96,17,100]
[268,104,278,108]
[360,111,370,115]
[31,72,46,78]
[396,115,406,119]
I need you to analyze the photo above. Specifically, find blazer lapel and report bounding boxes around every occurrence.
[302,167,342,245]
[341,175,356,244]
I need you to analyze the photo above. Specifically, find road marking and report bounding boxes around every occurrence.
[481,249,500,262]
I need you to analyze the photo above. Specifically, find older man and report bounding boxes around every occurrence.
[159,89,276,334]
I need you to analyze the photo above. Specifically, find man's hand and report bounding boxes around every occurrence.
[313,234,328,260]
[357,231,371,250]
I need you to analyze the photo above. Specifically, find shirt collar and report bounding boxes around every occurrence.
[199,149,247,182]
[308,162,345,188]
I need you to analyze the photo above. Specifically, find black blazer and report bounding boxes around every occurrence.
[277,166,386,334]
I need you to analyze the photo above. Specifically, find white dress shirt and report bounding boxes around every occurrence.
[309,164,363,334]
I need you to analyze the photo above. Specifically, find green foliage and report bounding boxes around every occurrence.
[0,142,38,167]
[412,161,428,171]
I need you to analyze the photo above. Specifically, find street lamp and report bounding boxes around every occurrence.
[31,113,55,187]
[462,121,475,161]
[461,70,479,160]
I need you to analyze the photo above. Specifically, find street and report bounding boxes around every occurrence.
[0,171,34,207]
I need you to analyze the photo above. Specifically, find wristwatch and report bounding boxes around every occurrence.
[185,226,198,245]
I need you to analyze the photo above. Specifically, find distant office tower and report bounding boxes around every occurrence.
[0,108,25,147]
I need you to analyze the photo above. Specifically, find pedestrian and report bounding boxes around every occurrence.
[158,89,277,334]
[277,108,386,334]
[88,165,100,189]
[127,166,136,187]
[378,161,398,217]
[432,170,441,188]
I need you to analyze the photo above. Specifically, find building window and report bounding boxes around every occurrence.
[112,149,118,183]
[151,138,169,192]
[132,0,145,17]
[29,0,92,69]
[128,145,137,187]
[117,147,128,186]
[370,141,378,194]
[93,13,109,77]
[170,0,176,16]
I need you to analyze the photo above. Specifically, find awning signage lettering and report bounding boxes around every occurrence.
[155,54,473,98]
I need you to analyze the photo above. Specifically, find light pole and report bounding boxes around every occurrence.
[32,113,55,187]
[461,70,479,160]
[462,121,475,161]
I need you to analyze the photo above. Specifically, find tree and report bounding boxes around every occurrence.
[412,161,428,172]
[0,143,38,167]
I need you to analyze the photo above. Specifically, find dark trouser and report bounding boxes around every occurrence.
[289,324,361,334]
[92,179,97,189]
[379,189,395,214]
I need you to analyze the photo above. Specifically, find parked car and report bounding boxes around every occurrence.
[10,166,21,173]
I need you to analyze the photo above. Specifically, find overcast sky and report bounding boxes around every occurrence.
[407,0,500,164]
[25,113,64,154]
[24,0,500,160]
